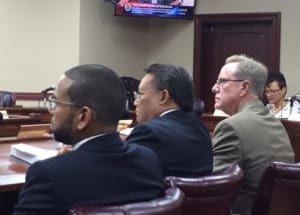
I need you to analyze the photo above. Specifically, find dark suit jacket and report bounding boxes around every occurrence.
[13,132,164,215]
[125,110,213,177]
[213,99,295,215]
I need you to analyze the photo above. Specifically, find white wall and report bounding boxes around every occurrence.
[79,0,149,79]
[0,0,80,92]
[147,19,194,74]
[0,0,148,95]
[147,0,300,96]
[1,0,299,99]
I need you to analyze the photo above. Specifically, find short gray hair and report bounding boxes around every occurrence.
[225,55,268,97]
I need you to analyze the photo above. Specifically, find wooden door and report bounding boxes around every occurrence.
[193,13,281,113]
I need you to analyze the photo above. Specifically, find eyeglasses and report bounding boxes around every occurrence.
[215,78,245,85]
[133,90,160,101]
[47,95,82,111]
[265,88,281,95]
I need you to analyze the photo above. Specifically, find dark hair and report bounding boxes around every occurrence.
[266,72,287,89]
[64,64,126,125]
[145,63,194,112]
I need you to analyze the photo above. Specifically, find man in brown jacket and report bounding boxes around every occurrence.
[212,55,295,215]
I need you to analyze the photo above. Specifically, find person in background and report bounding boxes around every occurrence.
[13,64,164,215]
[124,63,213,177]
[265,72,290,118]
[211,55,294,215]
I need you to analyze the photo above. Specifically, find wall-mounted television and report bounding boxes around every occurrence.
[115,0,195,19]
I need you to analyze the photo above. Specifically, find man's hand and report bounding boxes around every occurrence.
[57,144,73,155]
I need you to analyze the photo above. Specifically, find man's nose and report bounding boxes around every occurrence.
[212,84,218,93]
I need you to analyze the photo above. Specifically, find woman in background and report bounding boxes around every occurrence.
[265,72,290,118]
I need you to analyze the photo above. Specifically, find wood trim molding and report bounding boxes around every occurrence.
[15,92,45,101]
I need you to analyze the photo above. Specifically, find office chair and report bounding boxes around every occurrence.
[166,164,243,215]
[0,91,16,107]
[193,97,205,116]
[252,161,300,215]
[68,187,184,215]
[121,76,140,111]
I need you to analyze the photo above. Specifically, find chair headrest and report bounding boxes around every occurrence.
[68,187,184,215]
[165,164,243,197]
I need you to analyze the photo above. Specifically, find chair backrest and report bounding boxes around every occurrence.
[193,97,205,116]
[68,187,184,215]
[121,76,140,111]
[252,162,300,215]
[0,91,16,107]
[166,164,243,215]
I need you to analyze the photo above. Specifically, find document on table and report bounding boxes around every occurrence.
[10,143,57,164]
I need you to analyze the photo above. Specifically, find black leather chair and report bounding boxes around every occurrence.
[252,162,300,215]
[166,164,243,215]
[68,187,184,215]
[193,97,205,116]
[0,91,16,107]
[121,76,140,111]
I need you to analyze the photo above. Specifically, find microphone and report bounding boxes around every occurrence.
[41,86,55,94]
[41,86,55,107]
[290,96,296,107]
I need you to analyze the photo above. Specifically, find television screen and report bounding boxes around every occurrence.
[115,0,195,19]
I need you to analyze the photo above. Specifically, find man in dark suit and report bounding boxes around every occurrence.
[124,63,213,177]
[211,55,294,215]
[13,64,164,215]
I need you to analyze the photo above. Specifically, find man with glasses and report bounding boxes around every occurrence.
[124,63,213,177]
[14,64,164,215]
[212,55,294,215]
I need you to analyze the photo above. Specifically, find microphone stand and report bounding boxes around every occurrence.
[289,96,296,116]
[40,87,55,108]
[42,92,48,107]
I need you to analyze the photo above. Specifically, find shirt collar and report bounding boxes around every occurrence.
[73,133,106,150]
[159,108,180,117]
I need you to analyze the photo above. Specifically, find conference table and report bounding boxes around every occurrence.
[0,137,57,214]
[0,112,298,214]
[0,137,57,192]
[1,115,298,192]
[0,107,51,138]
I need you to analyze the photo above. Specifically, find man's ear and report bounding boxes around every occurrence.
[282,87,287,96]
[160,89,171,104]
[240,80,251,96]
[76,106,92,130]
